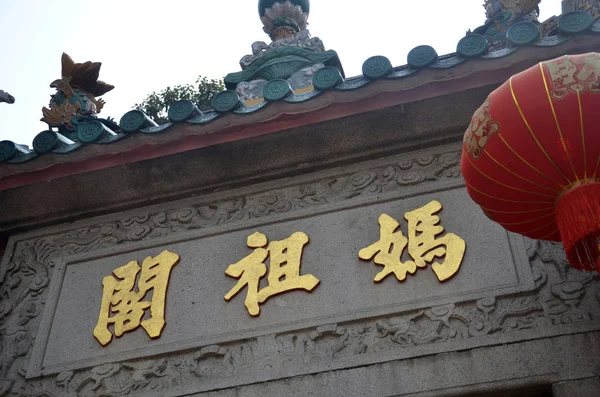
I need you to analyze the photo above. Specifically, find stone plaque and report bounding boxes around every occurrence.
[28,185,533,377]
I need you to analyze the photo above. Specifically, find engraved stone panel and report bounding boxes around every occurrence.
[4,144,598,397]
[29,186,533,377]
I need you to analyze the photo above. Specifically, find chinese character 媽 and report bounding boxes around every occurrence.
[359,200,465,282]
[93,250,180,346]
[224,231,320,316]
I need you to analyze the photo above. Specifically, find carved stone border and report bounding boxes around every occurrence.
[1,143,599,397]
[26,185,533,377]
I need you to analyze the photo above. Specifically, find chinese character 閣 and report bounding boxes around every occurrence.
[359,200,465,282]
[93,250,180,346]
[224,231,320,316]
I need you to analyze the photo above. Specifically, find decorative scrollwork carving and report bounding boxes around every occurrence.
[2,149,599,396]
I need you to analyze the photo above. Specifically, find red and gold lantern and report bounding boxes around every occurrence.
[461,52,600,271]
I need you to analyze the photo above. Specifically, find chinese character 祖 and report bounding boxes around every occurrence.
[93,250,180,346]
[359,200,465,283]
[224,231,320,316]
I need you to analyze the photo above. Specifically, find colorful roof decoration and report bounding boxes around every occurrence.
[0,90,15,105]
[0,1,599,171]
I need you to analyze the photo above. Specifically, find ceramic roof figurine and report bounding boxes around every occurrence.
[259,0,310,41]
[225,0,343,103]
[1,0,599,169]
[472,0,542,49]
[0,90,15,104]
[41,53,114,129]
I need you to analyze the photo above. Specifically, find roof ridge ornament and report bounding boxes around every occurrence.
[0,90,15,105]
[241,0,320,71]
[473,0,543,49]
[483,0,540,24]
[224,0,344,106]
[41,53,114,129]
[240,30,326,70]
[3,2,599,167]
[261,0,309,41]
[562,0,600,21]
[25,53,126,153]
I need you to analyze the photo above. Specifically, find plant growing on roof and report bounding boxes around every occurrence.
[134,77,224,124]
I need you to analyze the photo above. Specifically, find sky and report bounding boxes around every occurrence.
[0,0,562,146]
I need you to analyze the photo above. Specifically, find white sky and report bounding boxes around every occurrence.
[0,0,562,146]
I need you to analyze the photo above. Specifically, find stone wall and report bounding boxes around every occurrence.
[1,142,599,396]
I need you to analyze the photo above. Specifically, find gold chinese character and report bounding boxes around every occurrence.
[224,231,320,316]
[93,250,180,346]
[359,200,466,283]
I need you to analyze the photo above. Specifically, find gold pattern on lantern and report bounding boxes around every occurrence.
[463,99,500,159]
[545,53,600,100]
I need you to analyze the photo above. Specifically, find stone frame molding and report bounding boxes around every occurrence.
[1,143,599,397]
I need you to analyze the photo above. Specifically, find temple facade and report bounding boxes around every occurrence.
[0,1,599,396]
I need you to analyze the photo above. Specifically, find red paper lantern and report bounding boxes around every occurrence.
[461,52,600,272]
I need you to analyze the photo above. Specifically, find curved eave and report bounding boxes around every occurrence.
[1,34,599,191]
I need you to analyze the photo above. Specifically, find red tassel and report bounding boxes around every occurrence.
[555,182,600,272]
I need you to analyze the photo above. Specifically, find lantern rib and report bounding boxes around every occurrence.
[509,77,573,185]
[593,153,600,179]
[483,151,559,194]
[538,228,560,240]
[576,88,587,179]
[479,205,555,214]
[506,218,557,235]
[496,212,554,226]
[497,134,566,189]
[465,180,554,204]
[464,153,555,198]
[539,62,580,182]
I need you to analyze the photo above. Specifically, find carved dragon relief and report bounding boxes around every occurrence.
[1,149,599,396]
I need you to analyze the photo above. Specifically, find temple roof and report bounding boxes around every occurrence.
[1,7,599,191]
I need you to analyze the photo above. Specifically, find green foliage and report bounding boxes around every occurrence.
[135,76,224,124]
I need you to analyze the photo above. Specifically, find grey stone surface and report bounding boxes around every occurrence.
[1,142,599,396]
[192,333,600,397]
[0,85,495,233]
[3,34,600,236]
[552,377,600,397]
[30,185,531,376]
